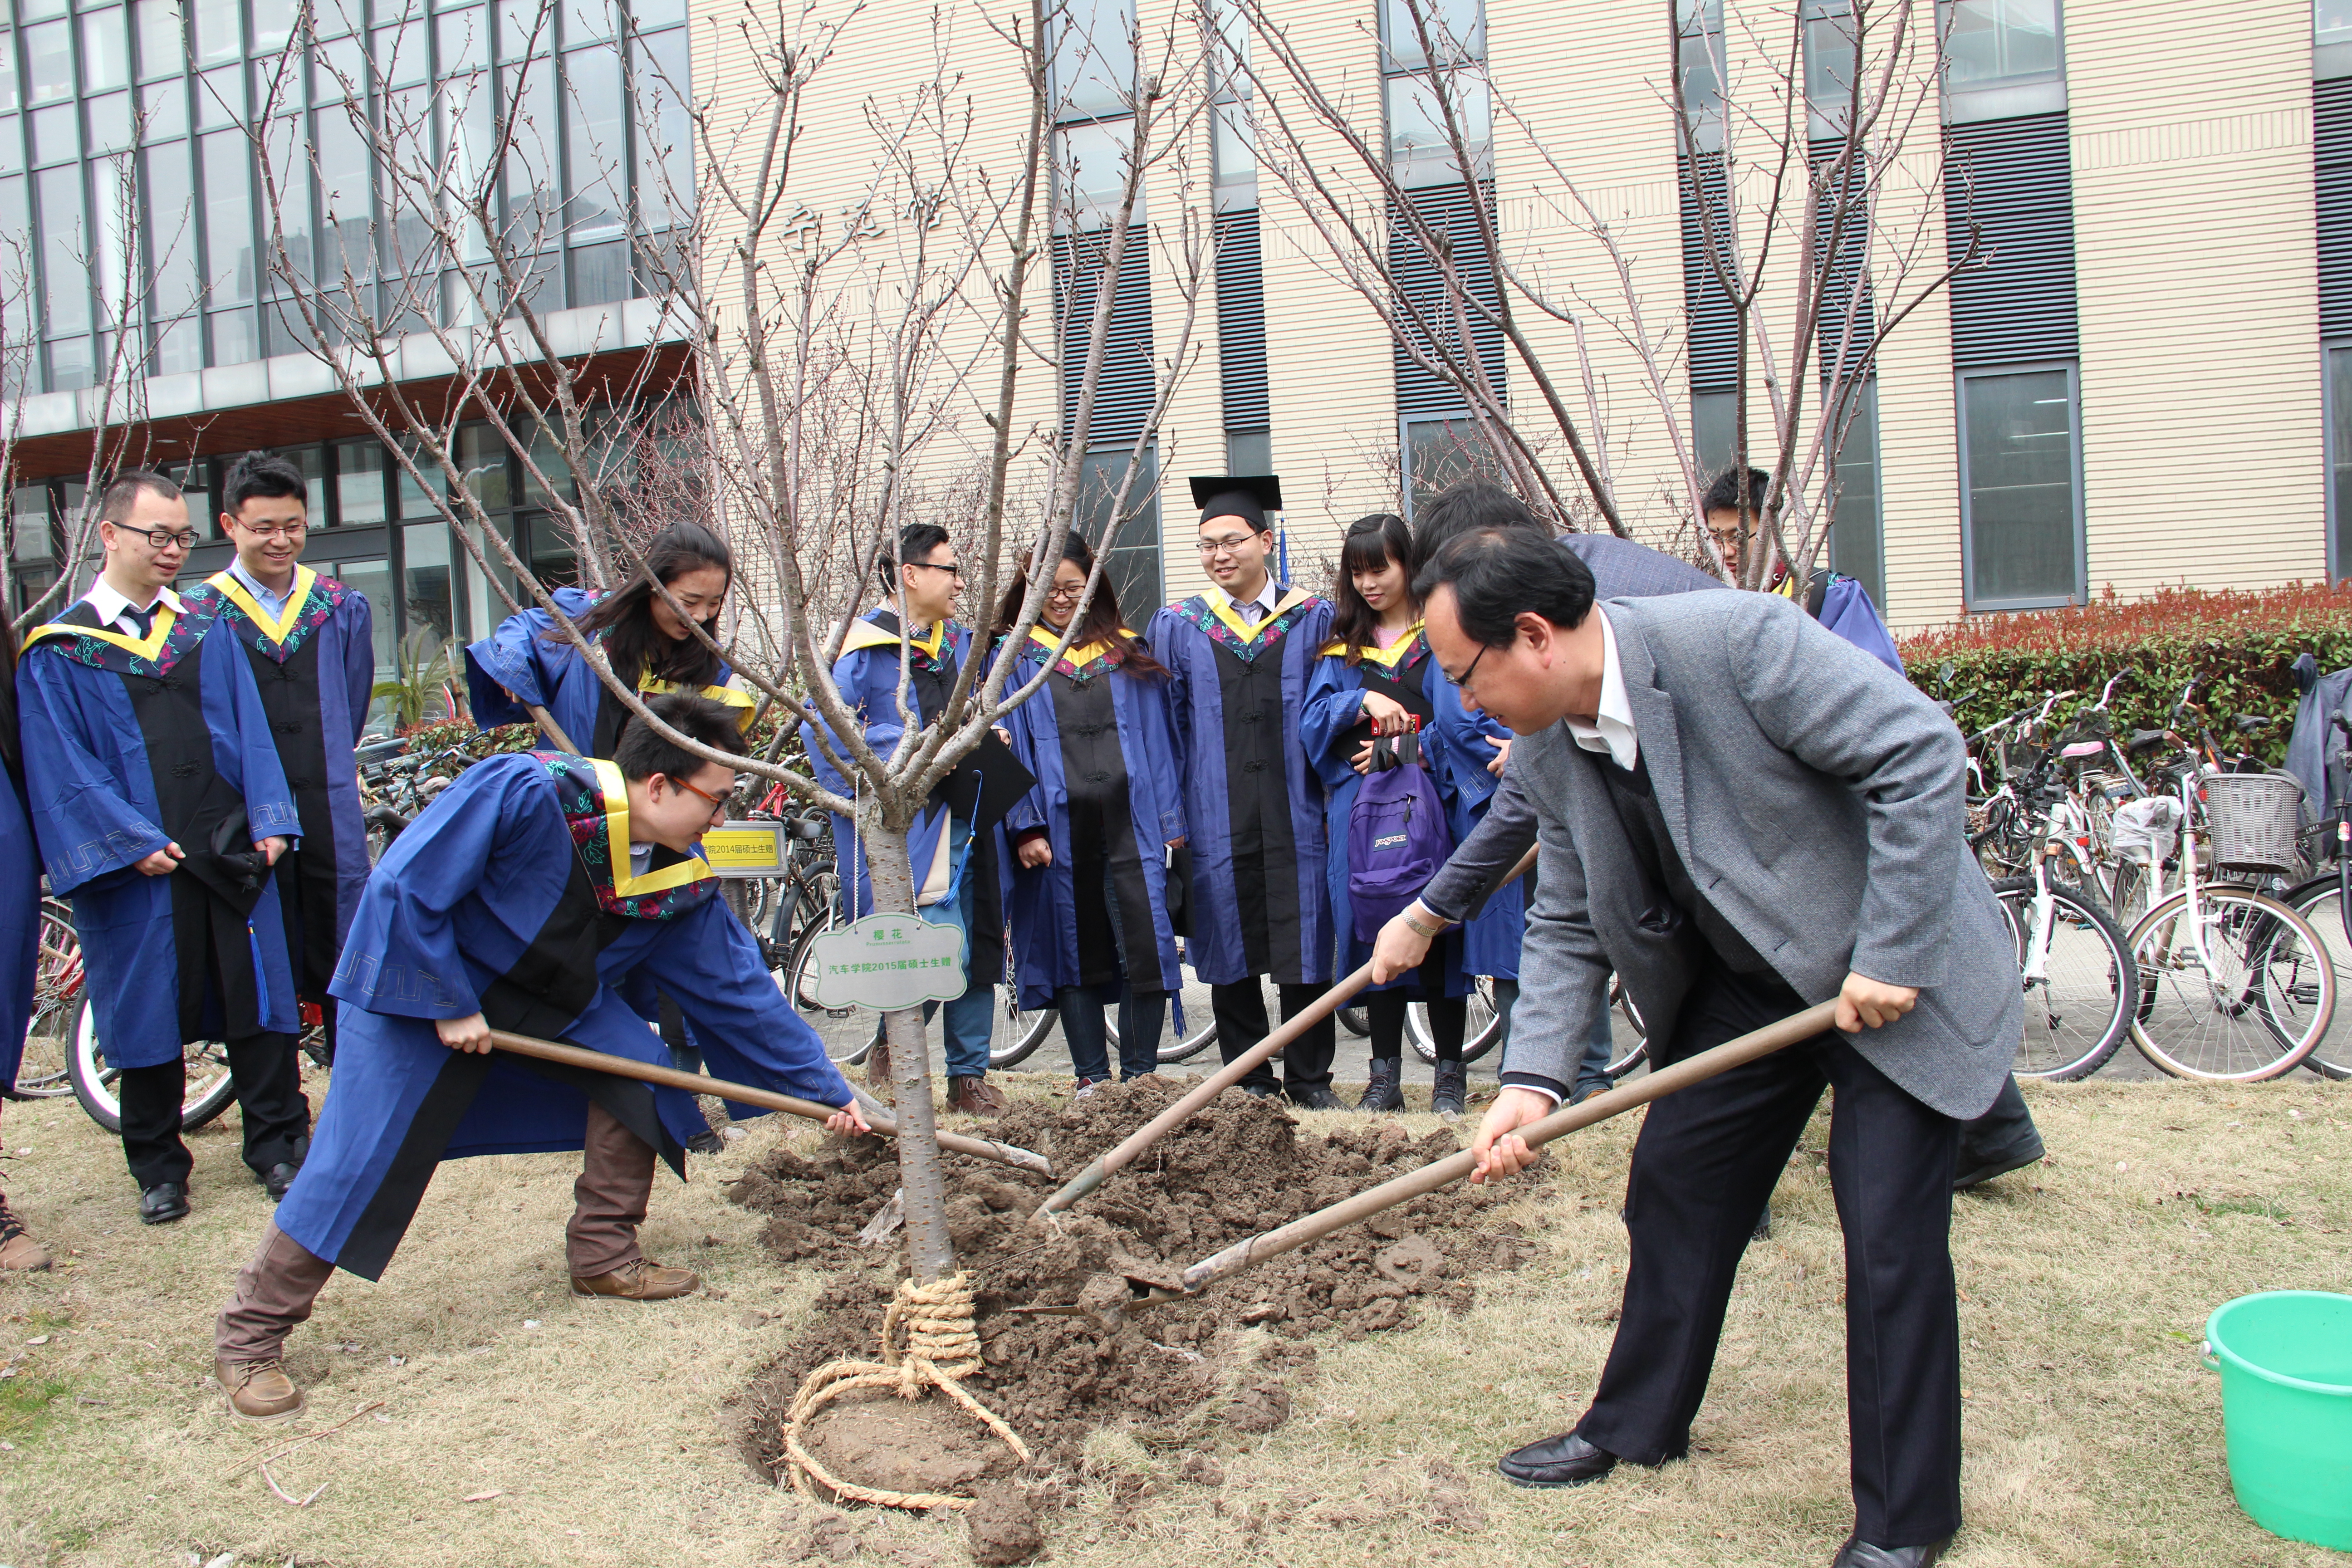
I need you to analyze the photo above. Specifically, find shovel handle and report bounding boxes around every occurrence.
[485,1029,1054,1176]
[1034,843,1544,1218]
[1175,1000,1838,1295]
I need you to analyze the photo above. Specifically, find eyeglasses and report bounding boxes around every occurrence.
[670,774,738,823]
[1045,580,1086,601]
[232,520,309,540]
[905,560,964,580]
[1707,527,1746,549]
[118,527,199,551]
[1197,532,1258,559]
[1455,641,1492,693]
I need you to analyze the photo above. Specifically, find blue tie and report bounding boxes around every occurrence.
[123,603,155,639]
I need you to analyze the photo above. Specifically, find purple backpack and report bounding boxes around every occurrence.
[1347,749,1454,943]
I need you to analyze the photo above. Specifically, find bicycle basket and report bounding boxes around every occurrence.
[2202,772,2305,872]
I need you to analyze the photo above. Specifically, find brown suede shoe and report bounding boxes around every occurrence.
[948,1075,1007,1117]
[569,1256,701,1302]
[216,1355,307,1424]
[0,1196,49,1272]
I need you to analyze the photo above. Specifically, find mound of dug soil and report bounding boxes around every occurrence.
[733,1076,1550,1482]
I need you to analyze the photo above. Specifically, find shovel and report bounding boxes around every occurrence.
[1034,844,1542,1220]
[486,1028,1055,1176]
[1012,999,1837,1323]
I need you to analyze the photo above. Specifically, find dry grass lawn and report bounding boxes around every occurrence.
[0,1072,2346,1568]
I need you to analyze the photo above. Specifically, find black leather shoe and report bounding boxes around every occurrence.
[1241,1083,1277,1099]
[259,1163,301,1202]
[1831,1534,1950,1567]
[1357,1058,1406,1112]
[684,1129,725,1155]
[1751,1202,1773,1242]
[138,1182,190,1225]
[1431,1060,1467,1120]
[1290,1085,1347,1111]
[1954,1129,2045,1191]
[1497,1430,1618,1489]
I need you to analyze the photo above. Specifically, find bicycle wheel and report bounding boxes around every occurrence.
[783,917,877,1068]
[1336,1005,1369,1037]
[988,936,1057,1069]
[1408,976,1501,1065]
[2280,876,2352,1081]
[67,997,238,1134]
[1988,877,2136,1080]
[1605,974,1649,1079]
[17,902,83,1097]
[2126,887,2336,1082]
[1104,960,1220,1063]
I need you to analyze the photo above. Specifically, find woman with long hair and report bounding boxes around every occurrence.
[992,535,1188,1097]
[0,609,48,1267]
[1302,513,1476,1117]
[464,522,753,757]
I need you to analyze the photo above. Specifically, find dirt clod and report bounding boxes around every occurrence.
[737,1076,1547,1475]
[802,1392,1022,1498]
[797,1512,864,1562]
[963,1480,1043,1565]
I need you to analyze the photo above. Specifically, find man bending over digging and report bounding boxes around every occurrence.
[212,694,868,1423]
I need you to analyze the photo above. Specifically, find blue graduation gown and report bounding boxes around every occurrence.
[463,585,755,755]
[15,597,303,1067]
[1302,629,1471,998]
[0,766,38,1095]
[996,627,1187,1010]
[802,611,965,917]
[1146,588,1333,987]
[191,566,375,1000]
[1423,655,1524,981]
[279,752,853,1279]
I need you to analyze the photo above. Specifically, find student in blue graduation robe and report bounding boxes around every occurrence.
[0,613,51,1270]
[211,696,867,1424]
[800,523,1014,1117]
[15,472,307,1224]
[993,536,1187,1093]
[1147,476,1341,1107]
[188,453,376,1065]
[1304,513,1479,1117]
[465,522,755,756]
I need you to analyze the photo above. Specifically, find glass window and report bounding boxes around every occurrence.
[24,21,71,106]
[0,37,17,114]
[1211,100,1254,208]
[337,441,391,526]
[1075,445,1160,619]
[570,238,630,305]
[522,423,572,506]
[320,554,399,730]
[315,108,373,280]
[1676,0,1725,127]
[11,486,55,564]
[1051,0,1134,121]
[46,335,94,391]
[0,178,26,343]
[1960,364,2080,607]
[398,440,449,517]
[36,164,88,334]
[260,108,311,281]
[0,119,18,176]
[81,8,128,93]
[402,518,457,650]
[2329,345,2352,580]
[1941,0,2061,89]
[564,0,613,47]
[19,0,67,16]
[1824,378,1884,611]
[142,137,200,316]
[631,25,687,231]
[632,0,686,25]
[86,90,131,154]
[457,424,511,509]
[1386,69,1490,187]
[314,33,363,100]
[1402,415,1496,517]
[1691,389,1741,480]
[1804,0,1860,128]
[196,62,242,128]
[30,103,78,164]
[133,0,184,78]
[284,446,328,521]
[521,510,578,588]
[564,43,625,242]
[499,0,552,59]
[1380,0,1483,72]
[1055,118,1134,227]
[1225,429,1271,475]
[207,305,255,363]
[251,0,299,53]
[502,60,560,243]
[2326,0,2352,40]
[374,17,429,87]
[141,79,187,139]
[191,0,240,64]
[201,127,255,304]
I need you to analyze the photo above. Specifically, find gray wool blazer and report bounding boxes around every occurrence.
[1502,592,2019,1121]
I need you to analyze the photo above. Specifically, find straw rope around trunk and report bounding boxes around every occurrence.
[780,1272,1031,1510]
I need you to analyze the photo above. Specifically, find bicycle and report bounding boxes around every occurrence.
[1402,973,1650,1079]
[15,898,82,1098]
[2122,738,2336,1082]
[2274,710,2352,1080]
[1984,777,2139,1081]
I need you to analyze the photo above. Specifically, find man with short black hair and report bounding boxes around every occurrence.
[1415,527,2016,1568]
[16,470,309,1223]
[211,694,868,1423]
[192,451,376,1076]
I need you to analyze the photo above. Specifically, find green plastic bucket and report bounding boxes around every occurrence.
[2204,1291,2352,1551]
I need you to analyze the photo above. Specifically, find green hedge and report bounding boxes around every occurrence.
[1897,585,2352,765]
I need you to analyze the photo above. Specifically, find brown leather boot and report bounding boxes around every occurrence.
[948,1075,1007,1117]
[216,1355,307,1424]
[0,1196,49,1272]
[569,1256,701,1302]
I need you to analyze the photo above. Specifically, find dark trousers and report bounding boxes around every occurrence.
[1574,968,1963,1549]
[118,1031,311,1190]
[1211,980,1337,1097]
[1057,981,1168,1084]
[1366,991,1467,1062]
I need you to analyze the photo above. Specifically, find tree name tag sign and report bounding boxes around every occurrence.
[804,916,970,1009]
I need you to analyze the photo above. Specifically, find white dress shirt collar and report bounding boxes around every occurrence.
[1563,605,1640,770]
[1218,574,1282,621]
[226,556,298,618]
[82,579,183,636]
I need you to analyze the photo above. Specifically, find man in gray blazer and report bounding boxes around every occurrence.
[1412,528,2014,1568]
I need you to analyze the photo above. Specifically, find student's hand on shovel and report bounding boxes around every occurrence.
[436,1012,495,1054]
[1470,1086,1555,1185]
[825,1099,872,1136]
[1835,972,1918,1033]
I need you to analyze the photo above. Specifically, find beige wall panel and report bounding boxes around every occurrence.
[2066,0,2325,597]
[1871,142,1965,632]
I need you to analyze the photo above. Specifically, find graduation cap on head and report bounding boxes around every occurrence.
[1190,475,1284,533]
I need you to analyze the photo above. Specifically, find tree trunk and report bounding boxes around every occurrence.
[856,806,957,1285]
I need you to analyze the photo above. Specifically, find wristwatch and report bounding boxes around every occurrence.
[1401,911,1448,938]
